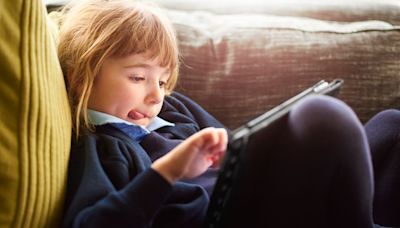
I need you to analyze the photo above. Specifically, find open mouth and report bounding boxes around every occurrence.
[128,110,146,120]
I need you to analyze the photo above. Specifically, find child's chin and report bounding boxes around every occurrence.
[129,119,149,127]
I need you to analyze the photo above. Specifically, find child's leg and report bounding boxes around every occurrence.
[365,109,400,226]
[211,95,373,228]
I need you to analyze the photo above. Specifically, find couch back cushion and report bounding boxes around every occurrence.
[164,9,400,129]
[154,0,400,25]
[0,0,71,227]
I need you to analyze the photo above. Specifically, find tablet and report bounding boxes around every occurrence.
[206,79,344,227]
[231,79,343,144]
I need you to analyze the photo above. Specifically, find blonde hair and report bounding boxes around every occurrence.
[58,0,179,136]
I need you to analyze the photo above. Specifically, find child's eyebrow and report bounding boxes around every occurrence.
[123,63,151,69]
[123,63,170,75]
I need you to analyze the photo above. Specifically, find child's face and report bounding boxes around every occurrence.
[88,52,170,127]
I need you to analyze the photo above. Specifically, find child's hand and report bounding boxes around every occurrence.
[151,127,228,184]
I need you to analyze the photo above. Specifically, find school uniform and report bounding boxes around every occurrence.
[62,92,227,228]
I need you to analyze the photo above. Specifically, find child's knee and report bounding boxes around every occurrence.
[366,109,400,128]
[288,95,364,142]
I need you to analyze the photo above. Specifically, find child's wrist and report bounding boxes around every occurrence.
[151,159,179,184]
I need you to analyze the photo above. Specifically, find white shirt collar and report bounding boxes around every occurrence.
[87,109,174,132]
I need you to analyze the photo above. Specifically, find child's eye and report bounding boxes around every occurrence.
[159,81,167,88]
[128,75,145,82]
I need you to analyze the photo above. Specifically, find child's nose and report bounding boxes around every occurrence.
[146,84,163,105]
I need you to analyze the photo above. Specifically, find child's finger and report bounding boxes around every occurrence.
[206,129,228,167]
[217,128,228,152]
[210,151,224,167]
[200,129,225,152]
[195,127,220,150]
[207,129,228,152]
[183,127,215,151]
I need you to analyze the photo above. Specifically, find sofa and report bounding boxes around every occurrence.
[151,0,400,129]
[1,0,399,227]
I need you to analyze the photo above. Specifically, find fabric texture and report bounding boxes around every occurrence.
[151,0,400,25]
[0,0,71,227]
[109,123,150,141]
[156,3,400,129]
[64,125,207,228]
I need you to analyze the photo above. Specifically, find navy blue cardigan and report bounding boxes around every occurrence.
[63,92,227,228]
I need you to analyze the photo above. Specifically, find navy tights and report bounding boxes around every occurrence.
[212,95,374,227]
[365,109,400,227]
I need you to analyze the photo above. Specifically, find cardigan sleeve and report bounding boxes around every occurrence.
[63,133,173,228]
[63,131,208,228]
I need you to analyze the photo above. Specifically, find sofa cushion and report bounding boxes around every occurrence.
[165,10,400,129]
[153,0,400,25]
[0,0,71,227]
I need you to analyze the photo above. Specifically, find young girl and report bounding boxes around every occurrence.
[59,1,227,227]
[59,0,375,227]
